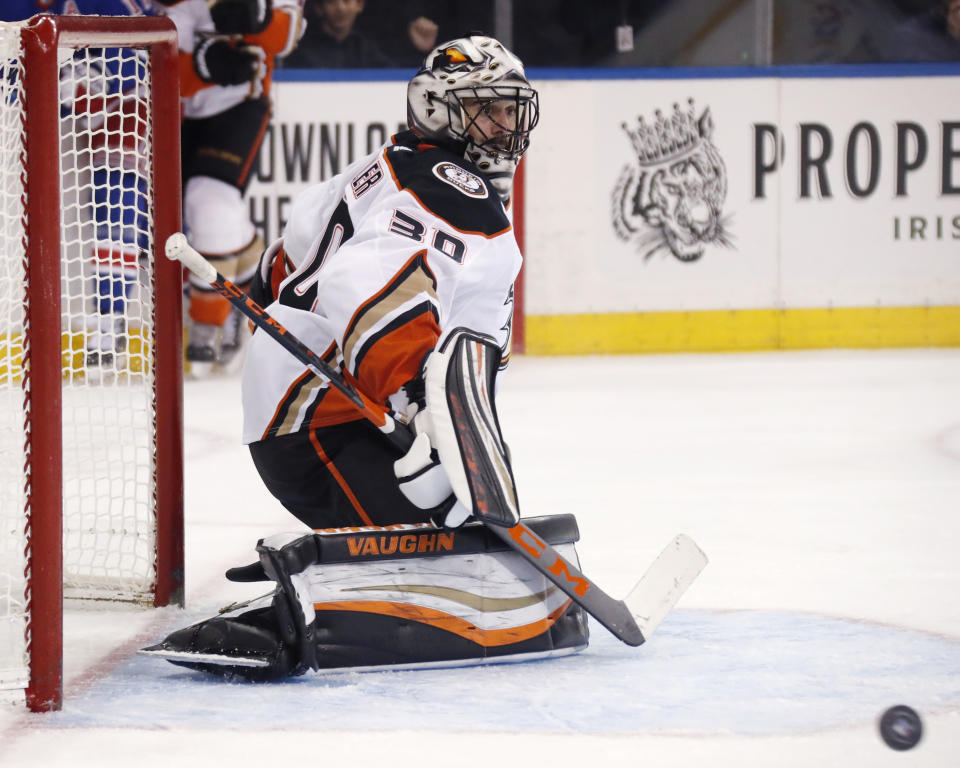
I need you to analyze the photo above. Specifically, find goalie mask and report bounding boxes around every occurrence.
[407,36,539,201]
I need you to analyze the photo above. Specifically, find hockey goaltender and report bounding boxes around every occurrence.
[142,28,706,679]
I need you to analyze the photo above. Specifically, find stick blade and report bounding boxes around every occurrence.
[623,534,707,640]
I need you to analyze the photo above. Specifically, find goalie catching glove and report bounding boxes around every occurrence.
[393,330,520,528]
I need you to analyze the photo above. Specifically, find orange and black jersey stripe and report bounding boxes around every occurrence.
[260,252,441,438]
[340,250,440,391]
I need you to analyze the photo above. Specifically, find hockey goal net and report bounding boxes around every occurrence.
[0,15,183,712]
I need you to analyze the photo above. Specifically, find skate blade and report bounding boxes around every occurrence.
[138,645,271,668]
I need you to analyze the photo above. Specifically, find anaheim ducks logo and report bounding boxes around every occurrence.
[612,99,732,263]
[431,44,487,74]
[435,46,469,70]
[433,162,489,199]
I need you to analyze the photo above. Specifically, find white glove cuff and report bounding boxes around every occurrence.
[394,432,454,509]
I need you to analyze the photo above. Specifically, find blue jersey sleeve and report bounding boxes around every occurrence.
[76,0,154,15]
[0,0,153,21]
[0,1,49,20]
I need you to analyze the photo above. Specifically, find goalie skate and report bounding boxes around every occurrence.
[140,590,304,680]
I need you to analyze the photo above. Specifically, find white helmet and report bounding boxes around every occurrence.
[407,35,539,200]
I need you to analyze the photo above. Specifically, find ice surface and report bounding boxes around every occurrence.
[1,349,959,766]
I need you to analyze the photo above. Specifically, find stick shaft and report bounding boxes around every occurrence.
[166,233,403,444]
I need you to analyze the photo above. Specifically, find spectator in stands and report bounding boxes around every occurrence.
[406,14,440,60]
[358,1,492,69]
[511,0,670,67]
[282,0,393,68]
[888,0,960,59]
[949,0,960,36]
[774,0,960,64]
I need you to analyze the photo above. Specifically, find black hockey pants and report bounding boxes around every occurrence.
[248,420,434,529]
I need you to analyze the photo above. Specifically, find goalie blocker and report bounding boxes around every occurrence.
[141,515,589,679]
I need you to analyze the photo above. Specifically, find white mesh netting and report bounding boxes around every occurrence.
[59,43,158,602]
[1,23,161,692]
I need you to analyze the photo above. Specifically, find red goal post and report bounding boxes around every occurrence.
[0,15,183,712]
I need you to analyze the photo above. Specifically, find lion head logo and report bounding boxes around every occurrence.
[612,100,732,262]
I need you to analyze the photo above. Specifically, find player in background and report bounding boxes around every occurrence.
[144,36,590,679]
[1,0,156,371]
[151,0,304,375]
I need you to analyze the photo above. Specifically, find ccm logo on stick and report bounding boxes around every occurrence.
[508,524,591,597]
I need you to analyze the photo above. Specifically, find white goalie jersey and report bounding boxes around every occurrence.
[241,130,521,445]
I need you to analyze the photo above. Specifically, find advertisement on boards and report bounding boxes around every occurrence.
[524,74,960,317]
[245,81,407,246]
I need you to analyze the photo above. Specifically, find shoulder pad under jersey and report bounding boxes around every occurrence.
[383,141,510,238]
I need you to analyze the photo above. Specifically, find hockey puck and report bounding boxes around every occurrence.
[879,705,923,751]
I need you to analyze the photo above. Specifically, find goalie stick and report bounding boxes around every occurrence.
[165,232,707,646]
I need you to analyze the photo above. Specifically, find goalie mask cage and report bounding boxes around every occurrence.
[0,15,183,712]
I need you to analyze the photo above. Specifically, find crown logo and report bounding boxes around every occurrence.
[622,99,712,166]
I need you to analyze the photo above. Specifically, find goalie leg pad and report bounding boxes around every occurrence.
[304,515,589,670]
[426,330,519,526]
[142,516,589,678]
